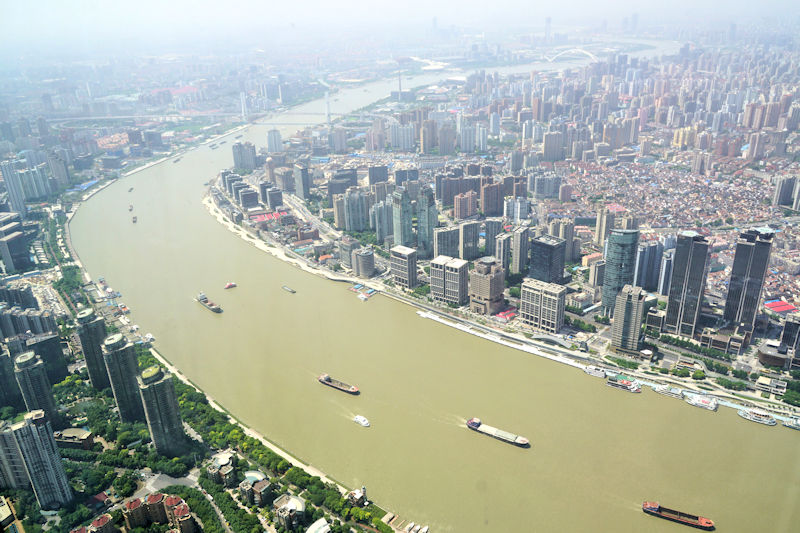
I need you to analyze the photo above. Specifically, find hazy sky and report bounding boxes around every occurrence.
[1,0,796,60]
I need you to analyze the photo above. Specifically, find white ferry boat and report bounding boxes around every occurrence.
[354,415,370,427]
[654,384,684,399]
[404,523,415,532]
[583,365,606,378]
[606,376,641,393]
[685,394,718,411]
[737,409,776,426]
[782,418,800,431]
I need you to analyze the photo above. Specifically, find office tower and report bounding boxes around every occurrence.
[338,237,361,270]
[368,166,389,185]
[657,249,674,296]
[267,129,283,152]
[433,227,459,258]
[495,232,513,274]
[0,411,72,510]
[549,219,576,262]
[511,227,530,275]
[589,260,605,287]
[663,231,710,337]
[103,334,145,423]
[601,229,639,316]
[504,197,530,223]
[594,207,615,246]
[454,191,478,220]
[332,195,345,229]
[458,221,480,261]
[780,313,800,353]
[633,240,664,291]
[0,217,31,272]
[76,309,110,391]
[519,279,566,334]
[231,142,257,170]
[391,188,413,247]
[417,187,437,259]
[0,350,23,409]
[343,187,369,232]
[723,229,773,329]
[352,248,376,278]
[430,256,469,306]
[293,165,311,201]
[14,353,58,424]
[773,176,797,206]
[0,161,27,218]
[484,218,503,256]
[529,235,566,284]
[611,285,647,352]
[390,246,417,289]
[469,257,505,315]
[480,182,503,217]
[542,131,563,161]
[370,200,393,245]
[137,367,187,457]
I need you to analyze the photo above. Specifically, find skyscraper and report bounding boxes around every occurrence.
[14,352,58,424]
[293,165,311,201]
[343,187,369,232]
[495,232,513,274]
[137,367,187,457]
[1,411,72,510]
[723,229,773,330]
[267,129,283,152]
[510,227,530,275]
[0,160,28,218]
[611,285,647,353]
[657,249,674,296]
[76,309,110,391]
[0,350,23,409]
[594,207,615,246]
[601,229,639,316]
[529,235,566,284]
[469,257,505,315]
[458,221,480,261]
[103,334,145,423]
[231,142,257,170]
[480,182,503,216]
[417,187,438,259]
[430,256,469,306]
[663,231,710,337]
[519,279,566,334]
[391,187,413,247]
[370,200,393,245]
[390,246,417,290]
[633,240,664,291]
[433,227,459,258]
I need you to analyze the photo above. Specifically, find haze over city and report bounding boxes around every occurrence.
[0,2,799,532]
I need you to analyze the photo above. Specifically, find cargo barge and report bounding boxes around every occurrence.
[642,501,714,530]
[466,418,529,447]
[195,292,222,313]
[318,374,359,394]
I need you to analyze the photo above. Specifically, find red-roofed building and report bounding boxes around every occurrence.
[123,497,147,529]
[90,513,116,533]
[145,493,167,523]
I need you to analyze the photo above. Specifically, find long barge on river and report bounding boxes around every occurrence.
[195,292,222,313]
[466,418,529,447]
[318,374,359,394]
[642,501,714,530]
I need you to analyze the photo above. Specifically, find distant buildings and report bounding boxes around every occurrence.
[663,231,710,338]
[390,245,417,290]
[267,129,283,153]
[430,256,468,306]
[137,366,187,457]
[469,257,505,315]
[519,278,566,334]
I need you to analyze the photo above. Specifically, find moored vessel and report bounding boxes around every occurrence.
[195,292,222,313]
[132,216,137,223]
[466,418,529,447]
[404,523,415,532]
[654,384,684,399]
[783,417,800,431]
[583,365,606,378]
[737,409,776,426]
[128,204,133,211]
[282,285,296,293]
[606,375,641,393]
[354,415,370,427]
[685,394,718,411]
[318,374,359,394]
[642,501,714,530]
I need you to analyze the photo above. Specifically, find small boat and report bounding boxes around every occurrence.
[224,282,237,289]
[685,394,718,411]
[354,415,370,427]
[358,293,369,301]
[783,418,800,430]
[419,527,429,533]
[173,158,181,163]
[235,134,243,139]
[144,333,155,342]
[128,204,133,211]
[583,365,606,378]
[404,523,415,533]
[132,216,137,223]
[737,409,776,426]
[219,140,227,145]
[654,384,684,399]
[642,501,714,530]
[195,292,223,313]
[128,187,133,192]
[282,285,296,294]
[411,526,421,533]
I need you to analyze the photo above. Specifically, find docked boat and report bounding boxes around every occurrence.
[173,158,181,163]
[195,292,222,313]
[224,282,237,289]
[685,394,718,411]
[411,526,421,533]
[606,375,641,393]
[654,384,684,399]
[318,374,359,394]
[132,216,137,223]
[404,523,415,532]
[358,293,369,302]
[782,417,800,430]
[642,501,714,530]
[282,285,296,293]
[466,418,529,447]
[583,365,606,378]
[128,187,133,192]
[419,527,429,533]
[737,409,776,426]
[354,415,370,427]
[144,333,155,342]
[128,204,133,211]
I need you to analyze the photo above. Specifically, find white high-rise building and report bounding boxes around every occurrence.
[475,124,488,153]
[267,129,283,153]
[460,125,475,153]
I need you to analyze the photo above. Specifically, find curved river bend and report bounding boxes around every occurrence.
[71,46,800,532]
